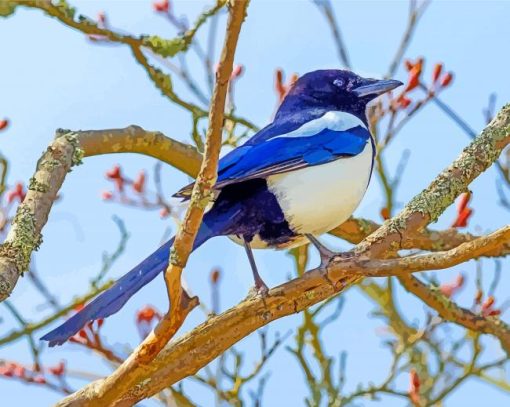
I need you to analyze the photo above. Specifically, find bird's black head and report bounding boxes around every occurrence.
[276,69,402,125]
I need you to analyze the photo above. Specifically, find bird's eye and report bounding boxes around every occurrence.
[333,78,344,88]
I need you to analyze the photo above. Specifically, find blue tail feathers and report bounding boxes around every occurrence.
[41,223,216,346]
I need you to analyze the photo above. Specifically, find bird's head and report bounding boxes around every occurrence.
[276,69,403,125]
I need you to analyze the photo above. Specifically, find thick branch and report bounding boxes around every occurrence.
[0,132,81,301]
[332,218,510,257]
[355,104,510,258]
[0,127,202,301]
[55,1,250,405]
[63,104,510,405]
[354,225,510,278]
[78,126,201,177]
[2,110,509,302]
[105,225,510,405]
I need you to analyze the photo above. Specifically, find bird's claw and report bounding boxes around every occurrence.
[318,247,336,269]
[247,282,269,298]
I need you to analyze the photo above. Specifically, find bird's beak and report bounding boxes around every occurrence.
[352,78,403,98]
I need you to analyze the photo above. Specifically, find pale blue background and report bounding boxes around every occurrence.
[1,0,509,405]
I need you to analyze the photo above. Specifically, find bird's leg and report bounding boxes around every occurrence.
[243,239,269,296]
[306,234,336,268]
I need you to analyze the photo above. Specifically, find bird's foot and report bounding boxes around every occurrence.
[247,281,269,298]
[318,247,337,269]
[306,234,337,269]
[254,276,270,296]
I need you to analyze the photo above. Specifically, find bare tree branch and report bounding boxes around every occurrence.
[62,104,510,405]
[0,132,82,301]
[55,1,250,405]
[0,126,203,301]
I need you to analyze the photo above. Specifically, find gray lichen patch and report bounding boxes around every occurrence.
[64,132,84,166]
[28,177,50,193]
[2,205,42,274]
[55,130,84,167]
[40,158,63,171]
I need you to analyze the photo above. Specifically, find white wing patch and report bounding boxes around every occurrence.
[269,111,367,140]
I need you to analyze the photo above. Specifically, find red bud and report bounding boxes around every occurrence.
[398,96,412,109]
[33,375,46,384]
[440,72,453,87]
[105,165,121,179]
[153,0,169,13]
[475,289,483,305]
[457,192,470,212]
[210,269,221,284]
[6,182,25,203]
[159,207,170,218]
[405,67,421,92]
[0,119,9,130]
[380,207,390,220]
[13,365,26,378]
[488,309,501,317]
[101,191,113,200]
[439,274,464,297]
[452,192,473,228]
[231,64,244,79]
[409,368,420,404]
[132,171,146,193]
[432,63,443,82]
[482,296,495,310]
[136,305,161,324]
[49,361,65,376]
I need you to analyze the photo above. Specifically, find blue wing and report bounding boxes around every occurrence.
[175,125,370,198]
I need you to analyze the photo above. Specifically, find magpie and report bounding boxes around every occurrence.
[42,69,402,346]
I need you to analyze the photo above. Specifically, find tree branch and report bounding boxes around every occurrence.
[355,104,510,258]
[55,1,250,405]
[355,225,510,278]
[63,104,510,405]
[5,0,258,132]
[0,126,203,301]
[398,273,510,356]
[0,132,82,301]
[78,126,201,177]
[331,217,510,257]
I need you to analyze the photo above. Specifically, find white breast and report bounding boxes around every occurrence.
[267,142,373,235]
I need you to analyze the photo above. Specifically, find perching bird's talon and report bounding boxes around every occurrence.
[256,281,270,296]
[306,234,337,268]
[247,282,269,298]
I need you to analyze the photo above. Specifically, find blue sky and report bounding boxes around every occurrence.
[1,0,510,405]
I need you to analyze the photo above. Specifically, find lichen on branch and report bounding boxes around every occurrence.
[0,132,81,301]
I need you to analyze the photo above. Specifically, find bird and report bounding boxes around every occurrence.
[41,69,402,346]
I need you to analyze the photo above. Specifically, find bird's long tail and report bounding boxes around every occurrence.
[41,221,218,347]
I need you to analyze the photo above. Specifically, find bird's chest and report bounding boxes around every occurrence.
[267,142,373,235]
